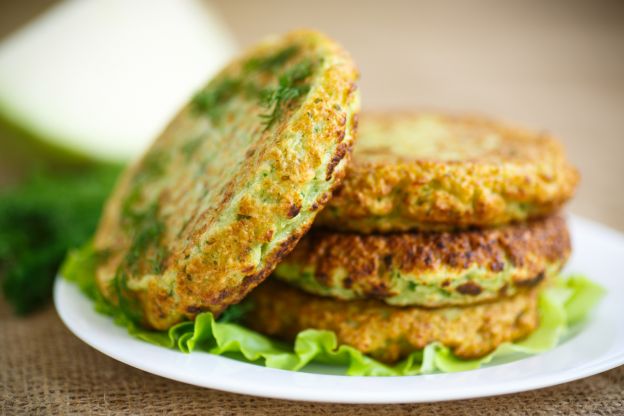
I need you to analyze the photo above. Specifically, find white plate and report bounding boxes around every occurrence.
[54,215,624,404]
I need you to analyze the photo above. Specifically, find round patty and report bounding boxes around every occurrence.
[245,280,541,363]
[93,30,360,330]
[274,215,569,307]
[315,112,579,232]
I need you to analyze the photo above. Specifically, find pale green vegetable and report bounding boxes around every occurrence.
[0,0,236,163]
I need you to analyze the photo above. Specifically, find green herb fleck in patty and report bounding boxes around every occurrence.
[191,78,242,123]
[244,45,300,73]
[260,59,314,129]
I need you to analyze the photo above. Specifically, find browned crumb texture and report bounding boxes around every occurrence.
[315,112,580,232]
[245,280,541,363]
[275,215,570,306]
[93,30,360,330]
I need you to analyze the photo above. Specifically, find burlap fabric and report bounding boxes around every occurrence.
[1,298,622,415]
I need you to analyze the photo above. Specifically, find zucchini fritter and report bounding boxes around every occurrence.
[275,215,569,307]
[246,280,541,363]
[93,30,360,330]
[315,112,579,232]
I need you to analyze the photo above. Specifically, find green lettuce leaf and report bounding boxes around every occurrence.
[61,243,605,376]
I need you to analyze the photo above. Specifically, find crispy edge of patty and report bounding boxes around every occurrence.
[245,279,541,363]
[314,112,580,233]
[93,30,360,330]
[275,214,570,307]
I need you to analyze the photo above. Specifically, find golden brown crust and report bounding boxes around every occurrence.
[315,112,580,232]
[246,280,541,363]
[275,215,570,306]
[93,30,360,329]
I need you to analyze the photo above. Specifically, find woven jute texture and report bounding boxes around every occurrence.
[1,298,623,415]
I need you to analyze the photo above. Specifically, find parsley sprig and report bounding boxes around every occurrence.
[0,165,121,314]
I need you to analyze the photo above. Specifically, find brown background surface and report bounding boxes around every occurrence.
[4,299,622,415]
[1,0,623,414]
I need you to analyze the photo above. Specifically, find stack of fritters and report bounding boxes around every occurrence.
[91,31,581,365]
[245,112,579,363]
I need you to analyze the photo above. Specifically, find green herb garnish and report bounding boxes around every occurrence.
[0,165,122,314]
